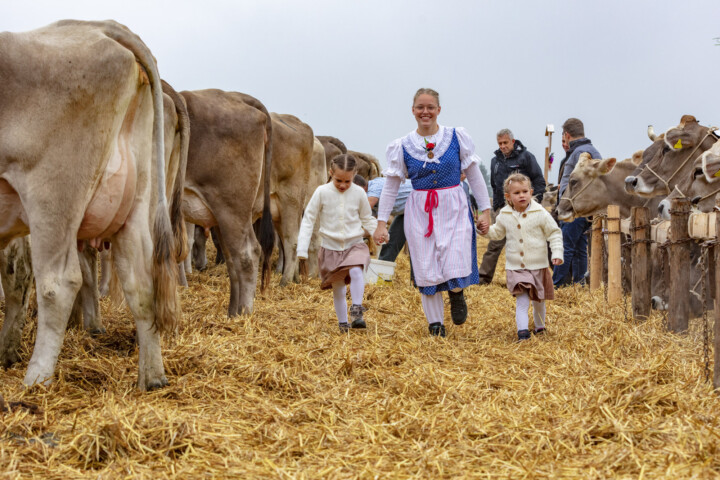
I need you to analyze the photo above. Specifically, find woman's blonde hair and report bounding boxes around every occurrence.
[413,88,440,106]
[503,173,532,195]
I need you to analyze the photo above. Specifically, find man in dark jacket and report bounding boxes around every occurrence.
[478,128,546,284]
[552,117,601,287]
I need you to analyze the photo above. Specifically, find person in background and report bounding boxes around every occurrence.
[552,118,601,288]
[366,176,413,262]
[478,128,546,285]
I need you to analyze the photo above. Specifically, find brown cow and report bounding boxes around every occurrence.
[180,89,274,316]
[557,153,660,221]
[268,113,315,285]
[0,20,179,389]
[317,136,347,171]
[349,150,381,180]
[624,115,719,197]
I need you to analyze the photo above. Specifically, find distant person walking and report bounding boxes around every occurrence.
[552,118,601,287]
[479,128,546,285]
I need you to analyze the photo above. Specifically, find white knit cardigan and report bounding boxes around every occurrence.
[485,200,563,271]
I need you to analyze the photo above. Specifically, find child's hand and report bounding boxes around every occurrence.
[476,219,489,235]
[551,258,563,266]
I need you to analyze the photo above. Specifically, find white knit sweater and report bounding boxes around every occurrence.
[485,200,563,271]
[297,182,377,258]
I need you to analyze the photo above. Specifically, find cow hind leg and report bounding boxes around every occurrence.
[24,241,82,386]
[0,237,33,369]
[112,220,170,391]
[98,249,112,297]
[216,221,259,316]
[192,225,208,271]
[78,246,103,334]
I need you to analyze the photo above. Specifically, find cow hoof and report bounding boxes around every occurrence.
[0,350,20,369]
[146,377,169,391]
[89,327,106,336]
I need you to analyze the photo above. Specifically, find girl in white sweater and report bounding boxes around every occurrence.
[297,155,378,331]
[480,173,564,341]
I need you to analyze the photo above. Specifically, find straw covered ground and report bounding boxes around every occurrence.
[1,237,720,479]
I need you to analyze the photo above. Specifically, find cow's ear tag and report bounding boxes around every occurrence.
[713,168,720,178]
[674,139,683,149]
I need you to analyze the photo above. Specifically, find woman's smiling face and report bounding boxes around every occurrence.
[412,94,441,130]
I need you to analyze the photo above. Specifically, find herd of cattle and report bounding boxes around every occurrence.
[0,20,382,390]
[0,20,718,391]
[543,114,720,317]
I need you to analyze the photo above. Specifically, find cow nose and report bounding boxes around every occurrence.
[625,176,638,188]
[658,203,664,215]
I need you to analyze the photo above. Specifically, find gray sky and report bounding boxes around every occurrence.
[4,0,720,185]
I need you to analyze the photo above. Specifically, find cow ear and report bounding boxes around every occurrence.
[631,150,643,165]
[665,130,694,149]
[598,158,617,175]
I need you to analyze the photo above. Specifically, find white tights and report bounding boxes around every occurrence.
[332,267,365,324]
[515,292,546,331]
[421,293,444,325]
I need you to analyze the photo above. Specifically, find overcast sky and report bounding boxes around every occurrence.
[4,0,720,185]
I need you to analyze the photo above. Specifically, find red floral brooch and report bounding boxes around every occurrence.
[424,139,436,159]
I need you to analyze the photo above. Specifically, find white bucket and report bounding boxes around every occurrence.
[365,259,396,285]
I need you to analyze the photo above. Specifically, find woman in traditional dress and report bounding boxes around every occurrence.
[373,88,491,337]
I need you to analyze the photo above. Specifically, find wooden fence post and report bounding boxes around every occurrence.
[714,195,720,389]
[590,217,603,291]
[607,205,622,303]
[631,206,650,320]
[669,197,691,333]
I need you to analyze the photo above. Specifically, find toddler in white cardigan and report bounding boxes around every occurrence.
[479,173,563,341]
[297,154,377,332]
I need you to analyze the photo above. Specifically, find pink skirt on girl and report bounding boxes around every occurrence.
[506,268,555,301]
[318,242,370,290]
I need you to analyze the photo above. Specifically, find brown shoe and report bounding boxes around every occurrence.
[350,304,366,329]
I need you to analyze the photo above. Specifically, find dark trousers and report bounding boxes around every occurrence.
[552,217,590,287]
[478,237,505,284]
[379,214,406,262]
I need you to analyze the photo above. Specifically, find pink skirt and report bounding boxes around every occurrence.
[318,242,370,290]
[506,268,555,301]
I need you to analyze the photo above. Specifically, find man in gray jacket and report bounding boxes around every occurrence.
[552,118,601,287]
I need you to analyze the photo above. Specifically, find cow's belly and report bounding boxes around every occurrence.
[182,188,217,229]
[78,144,137,242]
[0,179,29,246]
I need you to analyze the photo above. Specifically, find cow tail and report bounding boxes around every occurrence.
[238,94,274,291]
[100,21,179,333]
[161,80,190,265]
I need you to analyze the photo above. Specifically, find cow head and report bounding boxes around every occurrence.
[700,138,720,183]
[557,153,617,221]
[624,115,718,197]
[541,184,558,210]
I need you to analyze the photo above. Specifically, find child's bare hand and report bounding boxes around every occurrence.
[476,219,489,235]
[551,258,563,266]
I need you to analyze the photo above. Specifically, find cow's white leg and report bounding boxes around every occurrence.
[112,211,168,391]
[98,249,112,297]
[24,240,82,386]
[112,203,172,390]
[78,246,103,334]
[0,237,33,368]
